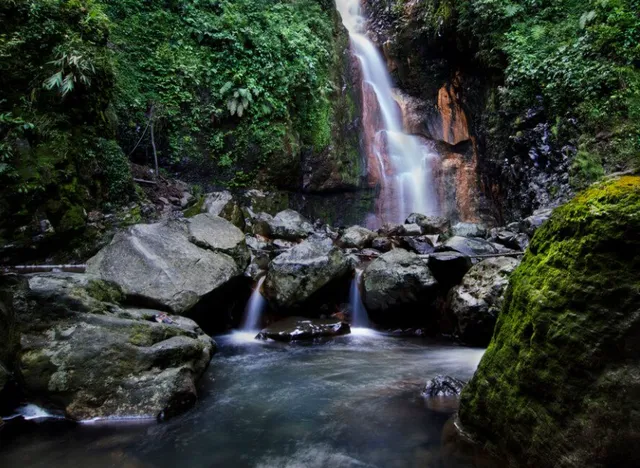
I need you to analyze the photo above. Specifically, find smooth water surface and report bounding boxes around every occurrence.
[0,334,484,468]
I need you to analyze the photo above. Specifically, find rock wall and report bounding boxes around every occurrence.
[458,176,640,467]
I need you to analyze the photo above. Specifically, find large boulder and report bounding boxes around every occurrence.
[402,235,436,255]
[451,222,487,238]
[448,257,520,346]
[267,209,315,241]
[459,176,640,467]
[362,249,438,322]
[200,191,245,229]
[187,214,250,268]
[405,213,451,235]
[442,236,499,259]
[5,273,215,421]
[339,225,376,249]
[428,252,473,288]
[257,317,350,342]
[264,237,349,310]
[87,218,241,314]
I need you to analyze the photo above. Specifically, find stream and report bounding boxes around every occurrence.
[0,333,484,468]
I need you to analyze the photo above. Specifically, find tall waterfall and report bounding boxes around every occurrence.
[336,0,440,225]
[240,276,267,332]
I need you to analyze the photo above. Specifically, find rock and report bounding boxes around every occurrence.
[442,236,499,259]
[372,237,393,252]
[405,214,451,235]
[340,225,376,249]
[402,235,435,254]
[241,189,289,216]
[256,317,350,342]
[378,223,404,237]
[264,237,349,310]
[448,257,520,346]
[359,248,381,259]
[0,275,19,400]
[401,223,422,236]
[268,209,315,241]
[520,207,553,236]
[362,249,438,315]
[250,212,274,237]
[490,230,530,251]
[87,218,241,314]
[428,252,473,288]
[273,239,297,251]
[451,222,487,238]
[187,214,250,269]
[202,191,245,230]
[180,191,194,208]
[459,176,640,467]
[422,375,465,398]
[5,273,215,420]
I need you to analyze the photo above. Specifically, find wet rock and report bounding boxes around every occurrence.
[405,214,451,235]
[378,223,404,237]
[256,317,350,342]
[362,249,438,314]
[401,223,422,236]
[459,176,640,467]
[448,257,520,346]
[442,236,499,259]
[360,248,381,259]
[520,207,553,236]
[264,237,349,310]
[268,210,315,241]
[490,230,530,251]
[451,223,487,238]
[422,375,465,397]
[340,225,376,249]
[402,235,436,255]
[202,191,245,230]
[427,252,473,288]
[4,273,214,420]
[187,214,250,269]
[87,218,241,314]
[372,237,393,252]
[250,212,274,237]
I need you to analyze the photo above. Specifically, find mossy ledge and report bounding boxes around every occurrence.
[458,175,640,468]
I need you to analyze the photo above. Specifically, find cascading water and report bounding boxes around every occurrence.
[349,269,369,328]
[240,276,267,332]
[336,0,440,225]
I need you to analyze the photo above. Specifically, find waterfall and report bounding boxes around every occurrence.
[240,276,267,332]
[336,0,440,225]
[349,269,369,328]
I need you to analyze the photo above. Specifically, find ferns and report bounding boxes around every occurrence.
[43,51,96,97]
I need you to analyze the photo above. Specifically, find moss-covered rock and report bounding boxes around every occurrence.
[458,175,640,467]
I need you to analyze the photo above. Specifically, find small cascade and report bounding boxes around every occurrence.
[336,0,441,225]
[349,269,369,328]
[240,276,267,332]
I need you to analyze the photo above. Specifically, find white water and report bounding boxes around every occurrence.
[240,276,267,333]
[349,269,369,328]
[336,0,440,223]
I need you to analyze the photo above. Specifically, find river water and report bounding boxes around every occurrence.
[0,334,484,468]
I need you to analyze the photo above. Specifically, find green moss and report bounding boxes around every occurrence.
[459,176,640,467]
[58,205,86,232]
[183,196,204,218]
[85,280,123,304]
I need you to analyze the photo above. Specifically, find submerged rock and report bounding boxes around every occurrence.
[87,218,241,314]
[448,257,520,346]
[422,375,465,398]
[267,209,315,241]
[256,317,350,342]
[264,237,349,310]
[459,176,640,467]
[339,225,376,249]
[3,273,215,421]
[362,249,438,318]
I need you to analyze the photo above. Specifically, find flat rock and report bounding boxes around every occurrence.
[187,214,250,268]
[256,317,350,342]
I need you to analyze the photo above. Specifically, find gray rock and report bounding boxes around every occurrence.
[448,257,520,345]
[268,209,315,241]
[442,236,499,259]
[249,212,274,237]
[423,375,465,397]
[451,222,488,238]
[264,237,349,309]
[187,214,250,268]
[273,239,297,251]
[87,218,241,314]
[371,237,393,252]
[403,235,435,255]
[363,249,438,312]
[491,230,530,251]
[340,226,376,249]
[8,273,214,420]
[257,317,350,342]
[405,214,451,235]
[428,252,473,288]
[521,208,553,236]
[202,191,245,229]
[401,224,423,236]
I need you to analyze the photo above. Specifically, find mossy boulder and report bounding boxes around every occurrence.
[458,176,640,467]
